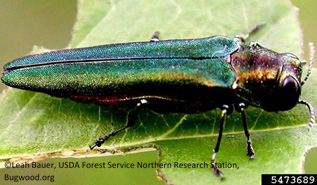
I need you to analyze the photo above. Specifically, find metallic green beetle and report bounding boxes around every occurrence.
[1,25,315,178]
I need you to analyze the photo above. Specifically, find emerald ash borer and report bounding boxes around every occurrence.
[1,24,315,178]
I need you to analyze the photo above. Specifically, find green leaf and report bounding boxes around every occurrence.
[1,0,316,184]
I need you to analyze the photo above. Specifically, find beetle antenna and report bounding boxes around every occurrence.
[301,42,315,86]
[298,100,315,130]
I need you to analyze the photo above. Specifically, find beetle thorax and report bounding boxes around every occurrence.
[230,46,284,110]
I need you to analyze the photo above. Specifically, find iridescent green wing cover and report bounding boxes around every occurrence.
[3,36,238,68]
[2,58,236,100]
[2,36,237,107]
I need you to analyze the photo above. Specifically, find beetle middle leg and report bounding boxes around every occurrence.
[90,99,149,150]
[211,104,232,178]
[237,102,255,158]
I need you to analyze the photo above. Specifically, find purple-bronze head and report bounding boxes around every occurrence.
[231,43,314,113]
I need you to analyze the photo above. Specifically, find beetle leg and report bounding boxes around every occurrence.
[238,103,255,159]
[150,31,160,42]
[211,105,230,178]
[250,41,265,48]
[90,99,149,150]
[234,22,266,43]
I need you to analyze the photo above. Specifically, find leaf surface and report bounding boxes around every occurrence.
[1,0,316,184]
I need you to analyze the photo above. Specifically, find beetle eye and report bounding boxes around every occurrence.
[270,76,301,111]
[282,76,299,93]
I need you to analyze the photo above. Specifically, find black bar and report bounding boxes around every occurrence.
[262,174,317,185]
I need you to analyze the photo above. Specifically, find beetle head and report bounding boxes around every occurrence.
[233,43,315,129]
[232,45,313,112]
[262,43,314,113]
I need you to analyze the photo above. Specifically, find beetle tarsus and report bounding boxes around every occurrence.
[235,22,266,42]
[247,139,255,159]
[211,158,225,179]
[246,22,266,38]
[89,99,149,149]
[90,136,109,150]
[90,138,105,150]
[89,138,106,150]
[89,144,97,150]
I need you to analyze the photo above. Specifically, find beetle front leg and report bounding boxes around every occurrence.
[237,103,255,159]
[211,105,231,178]
[90,99,149,150]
